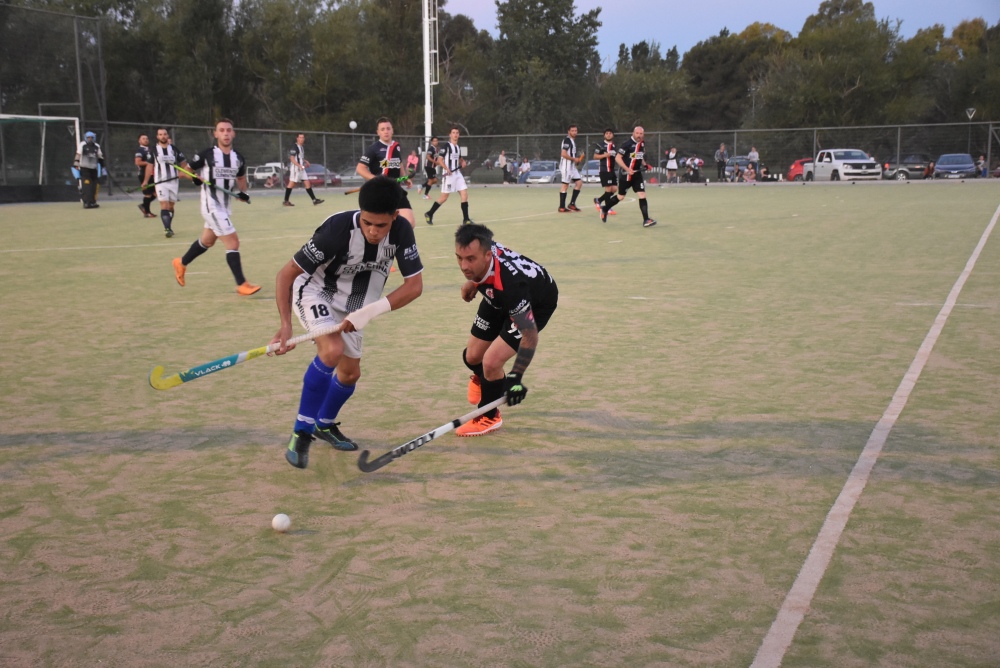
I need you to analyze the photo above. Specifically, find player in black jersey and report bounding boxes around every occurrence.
[603,126,657,227]
[356,117,414,227]
[421,136,439,199]
[453,224,558,436]
[271,176,424,468]
[592,127,618,219]
[134,133,157,219]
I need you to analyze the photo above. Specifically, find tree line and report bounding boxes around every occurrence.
[2,0,998,136]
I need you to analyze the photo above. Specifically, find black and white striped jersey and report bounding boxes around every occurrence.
[152,143,187,182]
[188,146,247,207]
[424,143,438,169]
[559,135,579,170]
[292,210,423,313]
[440,141,462,172]
[289,144,305,168]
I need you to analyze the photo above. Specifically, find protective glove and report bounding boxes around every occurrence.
[71,167,81,179]
[235,191,251,203]
[503,372,528,406]
[191,177,203,187]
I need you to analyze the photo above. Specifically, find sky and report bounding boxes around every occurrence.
[441,0,1000,70]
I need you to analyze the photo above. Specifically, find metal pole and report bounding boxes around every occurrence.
[74,17,86,131]
[895,126,901,173]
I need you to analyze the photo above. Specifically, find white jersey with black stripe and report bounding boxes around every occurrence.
[153,143,187,182]
[441,141,462,172]
[189,145,247,211]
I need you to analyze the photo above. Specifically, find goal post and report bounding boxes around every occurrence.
[0,114,81,187]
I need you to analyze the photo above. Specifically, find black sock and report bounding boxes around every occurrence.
[306,187,316,200]
[423,183,431,195]
[284,187,292,202]
[559,192,567,208]
[225,250,247,285]
[606,195,619,211]
[639,198,649,220]
[463,348,485,379]
[570,189,579,205]
[461,202,470,221]
[480,377,505,418]
[160,210,171,230]
[428,201,441,217]
[181,240,208,265]
[143,195,155,213]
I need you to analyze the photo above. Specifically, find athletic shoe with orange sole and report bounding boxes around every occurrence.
[237,282,261,296]
[467,375,481,404]
[172,257,186,286]
[455,411,502,437]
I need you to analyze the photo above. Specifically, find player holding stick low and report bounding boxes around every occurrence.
[558,124,586,212]
[271,176,424,469]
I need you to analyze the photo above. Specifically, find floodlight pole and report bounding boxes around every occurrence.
[422,0,439,147]
[966,107,976,154]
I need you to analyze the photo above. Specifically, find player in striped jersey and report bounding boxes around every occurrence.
[421,135,439,199]
[603,126,657,227]
[558,124,585,212]
[171,118,261,296]
[283,133,324,207]
[356,118,414,227]
[135,133,157,219]
[592,128,619,218]
[270,176,424,468]
[425,126,474,226]
[150,128,192,238]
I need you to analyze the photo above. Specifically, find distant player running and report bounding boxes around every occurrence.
[283,133,324,207]
[421,136,439,200]
[603,125,657,228]
[592,128,618,219]
[425,126,474,226]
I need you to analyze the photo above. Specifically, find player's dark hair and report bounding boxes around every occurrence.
[376,117,392,127]
[430,136,438,142]
[449,125,460,133]
[156,127,170,136]
[358,176,404,215]
[137,133,148,140]
[454,223,493,250]
[215,117,234,128]
[568,124,578,131]
[603,127,615,134]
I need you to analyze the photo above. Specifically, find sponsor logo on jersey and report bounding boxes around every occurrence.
[381,246,396,261]
[474,316,490,331]
[302,240,324,264]
[214,167,239,179]
[511,299,530,317]
[485,288,494,299]
[339,260,389,276]
[403,244,419,261]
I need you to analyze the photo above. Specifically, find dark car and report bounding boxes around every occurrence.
[303,164,342,186]
[882,153,933,180]
[933,153,978,179]
[786,158,813,182]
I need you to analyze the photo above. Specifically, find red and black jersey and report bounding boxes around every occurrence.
[360,140,402,178]
[616,136,646,172]
[475,243,558,322]
[596,140,616,174]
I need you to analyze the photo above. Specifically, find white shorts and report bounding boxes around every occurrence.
[293,274,363,359]
[441,171,468,194]
[288,165,307,184]
[200,196,236,236]
[156,180,180,203]
[560,161,581,184]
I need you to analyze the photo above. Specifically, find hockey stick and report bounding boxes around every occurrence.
[149,323,343,390]
[357,396,507,472]
[173,164,247,201]
[125,176,178,194]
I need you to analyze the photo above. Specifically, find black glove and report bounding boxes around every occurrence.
[503,372,528,406]
[191,177,203,187]
[235,191,251,203]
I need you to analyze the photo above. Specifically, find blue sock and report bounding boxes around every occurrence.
[317,375,356,428]
[294,356,334,433]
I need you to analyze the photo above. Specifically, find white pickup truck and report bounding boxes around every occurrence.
[804,149,881,181]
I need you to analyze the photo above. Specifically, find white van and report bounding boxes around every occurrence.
[247,162,285,189]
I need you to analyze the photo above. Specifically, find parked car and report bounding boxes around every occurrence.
[581,160,602,183]
[804,149,881,181]
[786,158,813,181]
[933,153,979,179]
[303,163,342,186]
[724,156,751,180]
[525,160,559,184]
[247,162,285,189]
[881,153,933,180]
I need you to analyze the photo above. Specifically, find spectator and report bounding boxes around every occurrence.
[977,155,987,178]
[748,146,760,172]
[665,147,679,183]
[923,161,935,179]
[714,143,728,181]
[743,164,757,182]
[517,157,531,184]
[497,150,509,183]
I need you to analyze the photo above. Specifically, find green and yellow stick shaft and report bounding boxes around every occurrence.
[149,323,343,390]
[173,164,244,199]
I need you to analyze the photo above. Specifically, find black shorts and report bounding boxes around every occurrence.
[424,166,437,181]
[471,296,558,350]
[617,170,645,194]
[599,172,617,188]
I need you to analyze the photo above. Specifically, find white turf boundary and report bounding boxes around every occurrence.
[751,200,1000,668]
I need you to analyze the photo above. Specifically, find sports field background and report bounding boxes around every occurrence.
[1,181,998,666]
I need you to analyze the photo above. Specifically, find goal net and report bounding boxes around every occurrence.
[0,114,81,187]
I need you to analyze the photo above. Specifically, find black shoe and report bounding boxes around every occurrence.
[285,430,314,468]
[314,422,358,452]
[165,229,174,238]
[642,218,657,228]
[312,198,325,205]
[600,206,608,223]
[424,212,433,225]
[567,204,581,212]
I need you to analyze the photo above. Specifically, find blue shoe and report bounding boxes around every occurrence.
[285,431,313,468]
[314,422,358,452]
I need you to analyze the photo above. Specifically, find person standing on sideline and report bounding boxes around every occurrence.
[602,126,657,227]
[454,223,558,436]
[665,147,679,183]
[748,145,760,173]
[425,125,473,226]
[558,124,585,212]
[497,149,509,184]
[171,118,260,296]
[271,176,424,469]
[405,150,420,182]
[714,142,728,182]
[421,136,439,200]
[74,131,104,209]
[592,128,619,218]
[135,133,157,219]
[356,117,414,227]
[150,127,193,238]
[283,133,325,207]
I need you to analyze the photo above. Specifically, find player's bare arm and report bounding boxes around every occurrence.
[508,308,538,376]
[356,160,376,181]
[270,259,303,355]
[616,154,634,175]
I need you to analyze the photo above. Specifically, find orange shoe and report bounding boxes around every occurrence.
[467,375,481,404]
[172,257,186,286]
[455,411,502,437]
[237,282,261,296]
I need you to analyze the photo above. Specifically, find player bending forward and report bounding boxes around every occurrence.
[454,224,558,436]
[271,176,424,469]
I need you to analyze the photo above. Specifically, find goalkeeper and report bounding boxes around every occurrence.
[73,131,105,209]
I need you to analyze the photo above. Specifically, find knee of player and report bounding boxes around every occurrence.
[337,366,361,385]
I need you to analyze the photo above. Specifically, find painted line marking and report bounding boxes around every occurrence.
[751,201,1000,668]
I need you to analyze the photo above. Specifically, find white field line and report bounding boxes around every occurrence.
[751,200,1000,668]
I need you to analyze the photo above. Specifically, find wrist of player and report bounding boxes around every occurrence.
[345,297,391,330]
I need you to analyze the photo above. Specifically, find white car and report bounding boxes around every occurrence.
[805,149,881,181]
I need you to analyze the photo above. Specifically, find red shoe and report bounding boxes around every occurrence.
[172,257,186,287]
[567,204,581,212]
[467,375,481,404]
[455,411,502,436]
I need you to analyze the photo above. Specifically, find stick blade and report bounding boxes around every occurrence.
[148,365,182,390]
[357,449,391,473]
